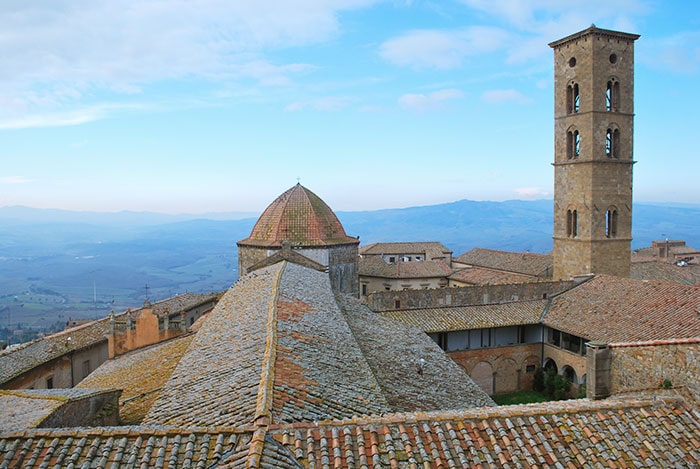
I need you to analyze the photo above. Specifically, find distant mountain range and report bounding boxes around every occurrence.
[0,200,698,328]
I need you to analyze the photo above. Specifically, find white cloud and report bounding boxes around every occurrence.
[0,0,377,117]
[398,89,463,110]
[515,187,549,198]
[481,89,533,105]
[0,103,144,130]
[0,176,33,185]
[380,27,509,69]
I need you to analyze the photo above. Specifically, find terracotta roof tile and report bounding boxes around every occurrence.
[238,184,359,248]
[545,275,700,342]
[455,248,553,277]
[76,335,194,424]
[359,241,451,257]
[450,265,539,285]
[0,293,217,386]
[267,395,700,468]
[382,300,547,333]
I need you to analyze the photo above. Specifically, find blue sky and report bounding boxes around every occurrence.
[1,0,699,213]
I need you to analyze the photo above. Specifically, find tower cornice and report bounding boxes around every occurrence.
[549,25,640,49]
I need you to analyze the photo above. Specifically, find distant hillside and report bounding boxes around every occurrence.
[0,200,698,330]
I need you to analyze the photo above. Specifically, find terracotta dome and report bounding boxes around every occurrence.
[238,184,359,247]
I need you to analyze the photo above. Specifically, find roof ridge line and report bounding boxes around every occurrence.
[247,261,285,468]
[252,262,284,427]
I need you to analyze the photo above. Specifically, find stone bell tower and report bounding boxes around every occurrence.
[550,25,640,279]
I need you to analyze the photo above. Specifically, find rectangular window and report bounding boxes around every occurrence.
[46,376,54,389]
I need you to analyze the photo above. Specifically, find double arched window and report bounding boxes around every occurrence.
[605,127,620,158]
[606,79,620,112]
[567,129,580,159]
[567,82,580,114]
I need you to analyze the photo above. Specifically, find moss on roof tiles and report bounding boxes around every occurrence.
[238,184,359,247]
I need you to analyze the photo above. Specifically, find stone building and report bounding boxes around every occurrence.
[358,242,453,296]
[551,26,639,279]
[237,183,360,296]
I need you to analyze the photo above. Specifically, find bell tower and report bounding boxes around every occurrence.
[550,26,640,279]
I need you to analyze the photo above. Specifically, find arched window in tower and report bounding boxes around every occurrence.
[605,208,618,238]
[567,129,580,159]
[606,79,620,112]
[605,127,620,158]
[567,209,578,237]
[567,82,580,114]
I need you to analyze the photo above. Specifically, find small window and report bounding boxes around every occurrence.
[361,284,367,296]
[606,79,620,112]
[606,209,618,238]
[567,130,580,159]
[609,53,617,64]
[567,82,580,114]
[606,128,620,158]
[526,364,536,373]
[394,299,401,308]
[567,209,578,238]
[388,256,396,264]
[569,57,576,67]
[46,376,54,389]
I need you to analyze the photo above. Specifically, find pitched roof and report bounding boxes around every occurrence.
[359,256,453,279]
[545,275,700,342]
[269,395,697,468]
[382,300,547,333]
[455,248,553,277]
[0,389,119,433]
[143,261,491,427]
[631,258,700,285]
[0,318,110,386]
[360,241,451,257]
[76,335,195,424]
[0,293,218,386]
[2,394,698,468]
[237,183,359,248]
[450,265,539,285]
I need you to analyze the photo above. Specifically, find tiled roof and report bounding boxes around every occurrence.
[383,300,547,333]
[269,395,700,468]
[144,260,491,428]
[76,335,194,424]
[2,394,697,467]
[0,389,118,433]
[631,258,700,285]
[545,275,700,342]
[450,265,539,285]
[336,295,494,411]
[238,184,359,247]
[0,318,110,385]
[143,264,286,427]
[360,241,451,257]
[0,293,218,386]
[359,256,453,279]
[455,248,553,277]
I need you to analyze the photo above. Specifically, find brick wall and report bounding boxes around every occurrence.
[448,344,542,395]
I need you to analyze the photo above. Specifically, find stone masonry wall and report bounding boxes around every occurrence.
[368,280,575,311]
[610,339,700,401]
